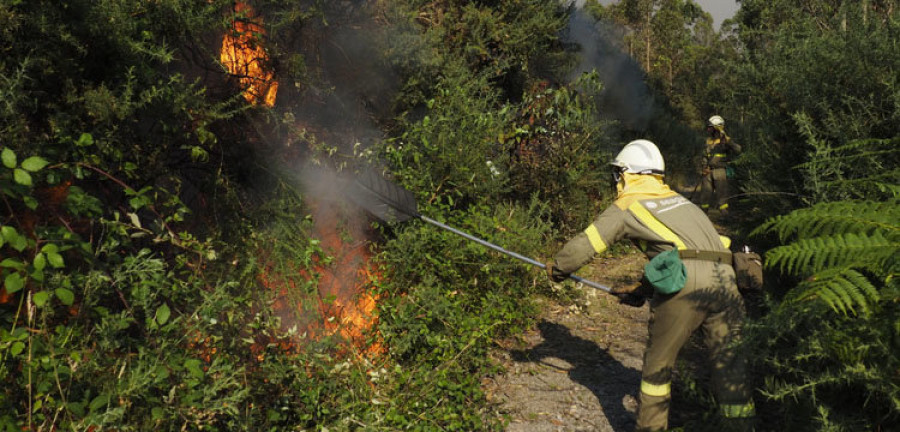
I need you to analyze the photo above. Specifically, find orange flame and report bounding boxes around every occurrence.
[220,2,278,106]
[308,200,383,357]
[258,199,383,359]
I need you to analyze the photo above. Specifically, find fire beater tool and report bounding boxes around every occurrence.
[348,169,613,293]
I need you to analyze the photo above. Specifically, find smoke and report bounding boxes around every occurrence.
[563,5,655,131]
[289,22,398,151]
[275,2,658,198]
[260,1,400,213]
[268,0,399,163]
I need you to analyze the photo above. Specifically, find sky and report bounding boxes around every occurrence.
[576,0,741,30]
[692,0,740,29]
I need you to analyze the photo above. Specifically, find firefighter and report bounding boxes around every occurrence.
[546,139,755,431]
[699,115,741,217]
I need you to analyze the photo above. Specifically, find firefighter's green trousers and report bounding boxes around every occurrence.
[636,260,754,432]
[700,167,730,212]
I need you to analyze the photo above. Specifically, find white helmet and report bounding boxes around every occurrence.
[707,115,725,128]
[611,139,665,175]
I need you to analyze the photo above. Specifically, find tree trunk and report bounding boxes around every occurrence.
[645,9,651,72]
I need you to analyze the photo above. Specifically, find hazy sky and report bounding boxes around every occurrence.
[577,0,741,30]
[693,0,740,28]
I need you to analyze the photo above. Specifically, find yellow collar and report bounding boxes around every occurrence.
[614,173,677,210]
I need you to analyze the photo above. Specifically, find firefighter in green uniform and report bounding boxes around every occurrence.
[546,139,755,431]
[699,115,741,216]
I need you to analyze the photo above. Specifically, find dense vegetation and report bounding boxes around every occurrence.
[1,0,897,431]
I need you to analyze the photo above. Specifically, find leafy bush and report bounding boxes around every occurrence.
[0,148,250,429]
[500,73,617,234]
[0,1,387,429]
[725,1,900,212]
[744,198,900,430]
[373,198,552,429]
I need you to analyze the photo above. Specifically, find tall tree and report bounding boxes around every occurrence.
[651,0,706,88]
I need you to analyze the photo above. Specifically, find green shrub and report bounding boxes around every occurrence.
[744,198,900,430]
[372,198,552,429]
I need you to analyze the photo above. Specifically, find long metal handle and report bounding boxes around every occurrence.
[419,215,612,293]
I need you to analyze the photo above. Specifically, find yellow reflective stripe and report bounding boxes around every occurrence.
[719,203,730,210]
[721,402,756,418]
[584,224,607,253]
[719,235,731,249]
[640,380,671,397]
[713,153,727,157]
[628,202,686,249]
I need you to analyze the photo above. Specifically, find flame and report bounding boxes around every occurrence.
[308,199,383,357]
[258,199,383,359]
[220,2,278,106]
[220,2,380,359]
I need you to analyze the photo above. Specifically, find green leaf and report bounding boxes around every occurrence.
[10,341,25,356]
[13,168,32,186]
[129,196,149,211]
[0,225,13,241]
[89,394,109,412]
[33,291,50,307]
[30,268,44,282]
[23,196,38,210]
[55,288,75,306]
[1,148,15,168]
[32,253,46,271]
[154,365,170,380]
[12,237,26,252]
[190,146,209,162]
[155,304,171,325]
[76,133,94,147]
[127,212,141,229]
[184,358,204,378]
[47,252,64,269]
[0,258,25,270]
[4,272,24,294]
[1,226,27,252]
[151,407,164,420]
[20,156,49,172]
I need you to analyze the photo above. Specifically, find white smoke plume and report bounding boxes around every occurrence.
[564,4,656,131]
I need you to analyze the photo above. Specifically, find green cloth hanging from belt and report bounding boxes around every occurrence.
[644,249,687,295]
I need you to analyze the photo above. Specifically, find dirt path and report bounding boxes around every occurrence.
[485,251,650,432]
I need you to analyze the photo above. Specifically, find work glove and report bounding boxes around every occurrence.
[613,281,649,307]
[545,261,568,283]
[615,292,646,308]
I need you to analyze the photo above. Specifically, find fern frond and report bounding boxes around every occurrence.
[765,232,898,276]
[879,183,900,198]
[817,168,900,196]
[784,268,880,316]
[793,138,900,169]
[751,199,900,241]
